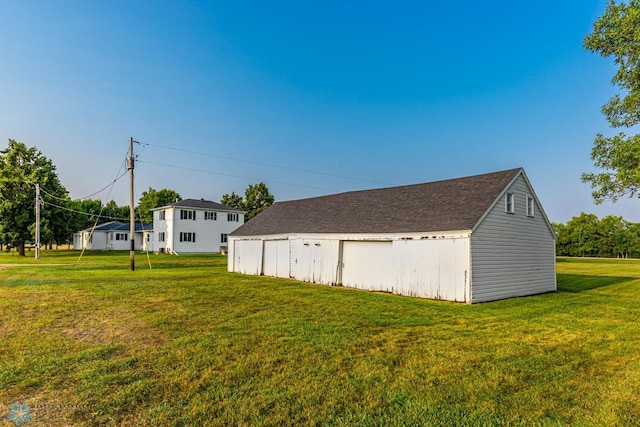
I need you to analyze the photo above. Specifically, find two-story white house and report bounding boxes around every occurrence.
[151,199,244,254]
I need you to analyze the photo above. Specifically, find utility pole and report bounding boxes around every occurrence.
[128,137,135,271]
[35,183,40,260]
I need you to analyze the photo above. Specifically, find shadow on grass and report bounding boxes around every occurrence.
[557,273,634,293]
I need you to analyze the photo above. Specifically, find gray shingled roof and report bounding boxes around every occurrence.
[231,168,522,236]
[153,198,243,212]
[81,221,152,232]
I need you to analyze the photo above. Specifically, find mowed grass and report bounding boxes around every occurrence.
[1,253,639,426]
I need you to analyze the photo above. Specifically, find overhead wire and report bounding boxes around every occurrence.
[40,200,129,222]
[137,159,340,193]
[75,152,130,268]
[74,171,129,200]
[137,140,395,187]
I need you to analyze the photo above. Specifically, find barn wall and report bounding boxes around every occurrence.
[341,240,394,292]
[393,238,469,302]
[229,233,471,301]
[471,175,556,303]
[293,238,340,285]
[263,239,290,278]
[232,239,263,275]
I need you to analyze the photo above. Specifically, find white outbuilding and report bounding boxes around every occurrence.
[228,168,556,303]
[73,221,152,251]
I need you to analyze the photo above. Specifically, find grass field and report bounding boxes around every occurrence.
[1,252,639,426]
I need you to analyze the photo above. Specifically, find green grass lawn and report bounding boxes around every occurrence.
[1,252,639,426]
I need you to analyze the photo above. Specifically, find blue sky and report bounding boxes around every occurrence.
[0,0,634,223]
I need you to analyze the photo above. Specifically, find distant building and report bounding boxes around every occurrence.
[73,221,152,251]
[228,168,556,303]
[151,199,244,254]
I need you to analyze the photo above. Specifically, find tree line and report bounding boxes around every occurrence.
[553,213,640,259]
[0,140,273,255]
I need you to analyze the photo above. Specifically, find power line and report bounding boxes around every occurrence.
[138,141,395,187]
[36,187,69,203]
[74,171,129,200]
[137,159,340,192]
[41,200,129,222]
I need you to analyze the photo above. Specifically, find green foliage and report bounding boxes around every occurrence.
[1,254,640,425]
[0,140,70,254]
[221,182,275,221]
[101,200,129,221]
[582,0,640,203]
[67,199,103,231]
[220,191,243,210]
[137,187,181,223]
[554,212,640,258]
[243,182,275,220]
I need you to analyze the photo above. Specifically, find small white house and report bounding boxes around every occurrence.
[73,221,152,251]
[228,168,556,303]
[151,199,244,254]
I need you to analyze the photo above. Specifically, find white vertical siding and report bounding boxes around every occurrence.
[393,238,469,302]
[341,241,393,292]
[289,238,298,279]
[263,239,290,278]
[471,175,556,303]
[295,238,340,285]
[232,239,263,275]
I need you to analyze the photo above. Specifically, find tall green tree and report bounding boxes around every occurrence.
[101,200,130,222]
[565,213,601,257]
[582,0,640,202]
[243,182,275,220]
[220,192,243,210]
[137,187,181,223]
[221,182,275,221]
[0,140,69,255]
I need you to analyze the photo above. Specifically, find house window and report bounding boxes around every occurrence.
[505,192,515,214]
[158,232,165,242]
[205,211,217,220]
[526,196,535,217]
[115,233,128,241]
[221,234,228,243]
[179,232,196,242]
[228,213,239,222]
[146,234,150,242]
[180,210,196,220]
[159,210,166,220]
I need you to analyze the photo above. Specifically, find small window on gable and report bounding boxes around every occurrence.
[526,196,535,217]
[505,192,515,214]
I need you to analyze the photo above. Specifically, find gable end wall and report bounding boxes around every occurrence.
[470,175,556,303]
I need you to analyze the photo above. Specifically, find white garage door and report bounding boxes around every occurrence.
[233,240,263,275]
[341,241,393,292]
[263,240,290,278]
